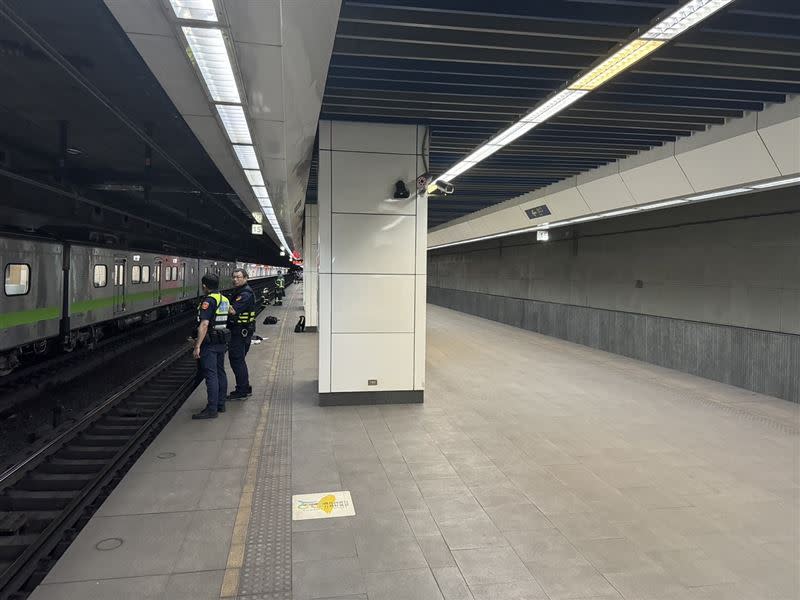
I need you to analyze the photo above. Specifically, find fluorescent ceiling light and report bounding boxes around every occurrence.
[463,145,502,163]
[752,176,800,189]
[440,161,478,180]
[642,198,688,210]
[244,170,264,186]
[569,40,664,91]
[252,186,269,199]
[233,145,258,169]
[182,27,240,103]
[216,105,252,145]
[521,89,589,123]
[643,0,735,40]
[489,121,539,147]
[600,207,641,217]
[686,187,752,201]
[169,0,217,21]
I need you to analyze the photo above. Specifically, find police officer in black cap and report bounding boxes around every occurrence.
[192,273,231,419]
[227,268,256,400]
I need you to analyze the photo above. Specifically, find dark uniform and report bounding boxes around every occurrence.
[228,283,256,397]
[197,292,231,415]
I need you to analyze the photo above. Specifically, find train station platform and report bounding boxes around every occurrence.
[29,285,798,600]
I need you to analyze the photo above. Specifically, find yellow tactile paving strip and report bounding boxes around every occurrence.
[220,293,292,598]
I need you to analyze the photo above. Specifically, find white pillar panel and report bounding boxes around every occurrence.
[303,203,319,328]
[317,120,428,403]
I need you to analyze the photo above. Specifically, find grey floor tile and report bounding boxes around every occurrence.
[452,546,533,587]
[525,564,619,600]
[484,502,554,532]
[29,575,167,600]
[601,566,688,599]
[365,568,444,600]
[433,566,475,599]
[163,569,224,599]
[96,469,210,516]
[504,529,590,569]
[132,439,224,473]
[408,460,459,480]
[439,515,509,550]
[44,512,193,583]
[197,467,246,509]
[354,531,428,572]
[292,529,357,563]
[292,557,366,599]
[417,534,456,568]
[404,509,441,537]
[467,580,550,600]
[576,536,658,573]
[174,508,236,572]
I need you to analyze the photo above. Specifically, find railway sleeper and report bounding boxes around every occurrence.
[0,510,58,534]
[0,534,39,561]
[86,424,141,435]
[59,445,119,460]
[76,434,128,447]
[1,490,77,511]
[40,459,106,474]
[17,472,96,492]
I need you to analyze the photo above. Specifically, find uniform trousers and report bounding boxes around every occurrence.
[228,326,252,393]
[199,342,227,413]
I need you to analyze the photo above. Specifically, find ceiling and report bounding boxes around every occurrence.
[316,0,800,228]
[0,0,288,263]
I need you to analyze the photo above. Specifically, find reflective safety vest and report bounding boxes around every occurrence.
[233,285,256,326]
[276,277,285,289]
[198,292,231,330]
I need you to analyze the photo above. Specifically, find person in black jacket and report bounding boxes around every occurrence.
[227,268,256,400]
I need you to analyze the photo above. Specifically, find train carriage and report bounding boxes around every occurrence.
[0,237,64,374]
[1,234,283,376]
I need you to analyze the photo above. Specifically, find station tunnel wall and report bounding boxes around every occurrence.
[427,188,800,403]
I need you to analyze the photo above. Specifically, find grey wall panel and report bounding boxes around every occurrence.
[428,287,799,403]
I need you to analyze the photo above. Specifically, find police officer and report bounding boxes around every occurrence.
[227,268,256,400]
[275,273,285,304]
[192,273,231,419]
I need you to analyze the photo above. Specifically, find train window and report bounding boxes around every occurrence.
[142,265,151,283]
[171,266,178,280]
[93,264,107,288]
[131,265,141,284]
[113,264,125,286]
[165,267,172,282]
[4,263,30,296]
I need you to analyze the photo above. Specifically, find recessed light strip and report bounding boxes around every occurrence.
[172,7,294,255]
[431,0,737,188]
[427,181,791,251]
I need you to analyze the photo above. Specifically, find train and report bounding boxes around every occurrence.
[0,235,287,375]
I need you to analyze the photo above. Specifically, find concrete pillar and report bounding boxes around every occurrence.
[317,120,428,405]
[303,203,319,331]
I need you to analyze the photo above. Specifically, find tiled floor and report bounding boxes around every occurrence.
[28,296,800,600]
[292,304,800,600]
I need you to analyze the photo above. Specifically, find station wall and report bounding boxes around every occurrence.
[427,187,800,402]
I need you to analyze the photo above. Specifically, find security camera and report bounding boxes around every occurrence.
[428,179,455,195]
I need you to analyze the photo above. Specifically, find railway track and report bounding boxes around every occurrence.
[0,345,197,600]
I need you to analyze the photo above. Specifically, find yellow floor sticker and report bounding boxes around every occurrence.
[292,491,355,520]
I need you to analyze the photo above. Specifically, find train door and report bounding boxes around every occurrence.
[113,257,127,314]
[180,261,187,298]
[154,260,162,304]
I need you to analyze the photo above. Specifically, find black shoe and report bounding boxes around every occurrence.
[192,409,218,420]
[218,405,226,413]
[227,390,251,400]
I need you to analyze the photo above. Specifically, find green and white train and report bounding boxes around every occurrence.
[0,234,285,375]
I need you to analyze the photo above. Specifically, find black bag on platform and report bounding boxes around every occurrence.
[263,315,279,325]
[294,316,306,333]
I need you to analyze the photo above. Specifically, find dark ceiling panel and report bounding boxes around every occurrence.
[318,0,799,228]
[0,0,285,263]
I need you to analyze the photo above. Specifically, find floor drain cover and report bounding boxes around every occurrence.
[95,537,123,551]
